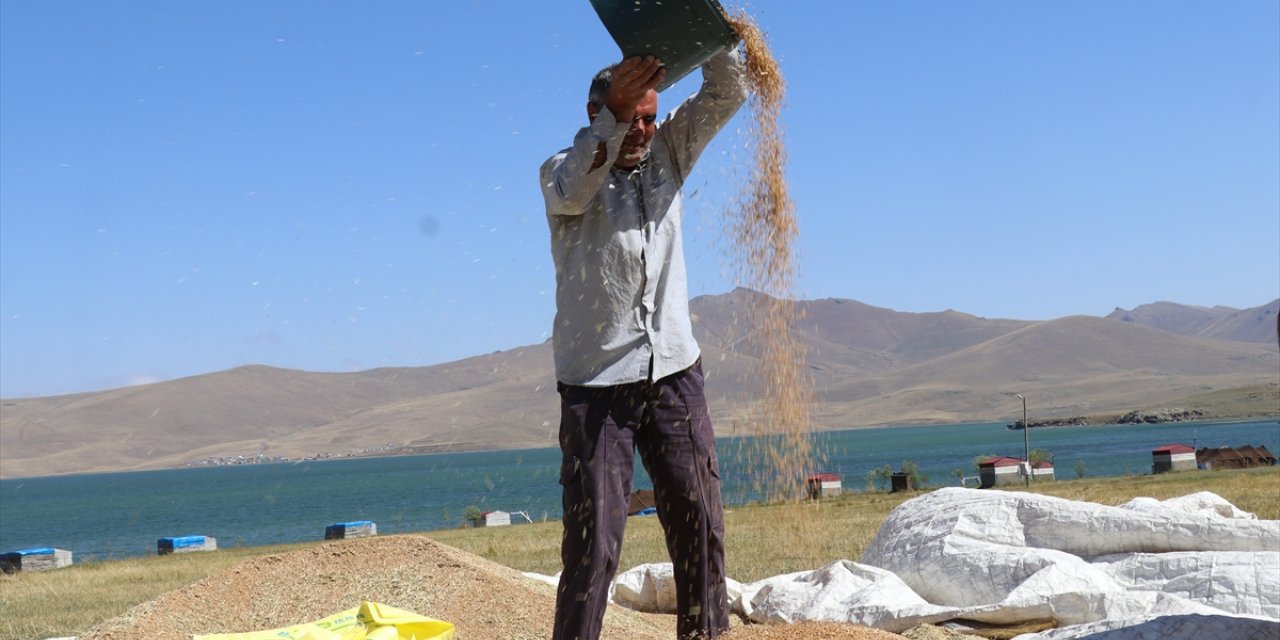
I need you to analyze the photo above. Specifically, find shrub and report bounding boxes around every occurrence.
[463,505,483,527]
[865,464,894,492]
[900,459,928,488]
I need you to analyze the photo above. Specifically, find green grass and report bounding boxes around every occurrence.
[2,467,1276,640]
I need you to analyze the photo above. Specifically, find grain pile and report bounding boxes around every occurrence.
[79,535,671,640]
[78,535,905,639]
[723,12,818,506]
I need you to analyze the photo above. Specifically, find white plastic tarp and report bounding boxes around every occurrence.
[581,488,1279,639]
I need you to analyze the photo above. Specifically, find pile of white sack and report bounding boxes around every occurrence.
[527,488,1279,639]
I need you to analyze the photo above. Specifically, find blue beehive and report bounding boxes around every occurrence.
[158,535,217,555]
[0,547,73,572]
[325,520,377,540]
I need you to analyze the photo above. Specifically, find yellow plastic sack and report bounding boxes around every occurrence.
[194,600,454,640]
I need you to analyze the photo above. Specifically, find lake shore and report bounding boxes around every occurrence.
[1009,412,1280,430]
[6,409,1276,483]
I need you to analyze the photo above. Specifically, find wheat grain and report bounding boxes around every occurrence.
[725,12,818,506]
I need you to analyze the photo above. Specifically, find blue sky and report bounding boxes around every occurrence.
[2,1,1277,398]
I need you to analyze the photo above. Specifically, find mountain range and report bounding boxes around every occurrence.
[2,290,1276,479]
[1107,300,1280,343]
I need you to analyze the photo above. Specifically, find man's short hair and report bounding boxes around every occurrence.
[588,66,612,108]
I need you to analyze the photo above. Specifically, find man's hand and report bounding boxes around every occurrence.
[604,56,665,123]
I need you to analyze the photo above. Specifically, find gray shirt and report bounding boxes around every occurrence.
[541,49,747,386]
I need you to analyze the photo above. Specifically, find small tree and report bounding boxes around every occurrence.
[463,505,483,527]
[1029,448,1054,463]
[1074,459,1086,479]
[865,464,894,492]
[900,459,928,488]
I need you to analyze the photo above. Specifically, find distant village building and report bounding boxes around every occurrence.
[978,457,1023,488]
[806,473,843,499]
[157,535,217,555]
[1029,460,1055,481]
[469,510,512,527]
[1152,444,1197,474]
[324,520,377,539]
[978,457,1054,486]
[0,548,72,573]
[1196,445,1277,471]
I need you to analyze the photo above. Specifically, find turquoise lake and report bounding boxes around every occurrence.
[2,419,1276,561]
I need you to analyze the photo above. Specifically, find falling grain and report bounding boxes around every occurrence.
[725,12,818,505]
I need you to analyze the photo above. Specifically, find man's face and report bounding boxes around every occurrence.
[615,90,658,168]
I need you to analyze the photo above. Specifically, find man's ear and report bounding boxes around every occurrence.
[587,102,599,122]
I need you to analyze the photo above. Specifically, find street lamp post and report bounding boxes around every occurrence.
[1016,393,1029,486]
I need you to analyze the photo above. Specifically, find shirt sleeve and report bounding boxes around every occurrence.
[540,108,631,217]
[655,45,750,183]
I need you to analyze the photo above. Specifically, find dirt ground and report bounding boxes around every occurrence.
[78,534,906,640]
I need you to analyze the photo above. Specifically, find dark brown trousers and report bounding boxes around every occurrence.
[552,360,728,640]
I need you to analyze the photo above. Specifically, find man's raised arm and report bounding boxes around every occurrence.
[657,46,749,183]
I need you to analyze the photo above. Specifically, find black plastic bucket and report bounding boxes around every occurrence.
[588,0,738,92]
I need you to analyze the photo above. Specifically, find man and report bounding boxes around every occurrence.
[539,44,748,640]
